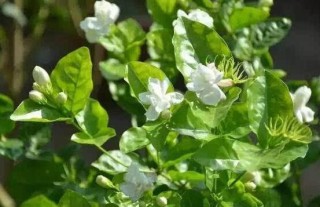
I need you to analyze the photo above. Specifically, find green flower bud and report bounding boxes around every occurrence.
[56,92,67,105]
[32,66,51,87]
[29,90,46,103]
[156,196,167,207]
[161,110,171,120]
[96,175,116,189]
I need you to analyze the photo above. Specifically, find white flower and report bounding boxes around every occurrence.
[80,0,120,43]
[32,66,51,87]
[186,63,226,106]
[291,86,315,123]
[120,162,156,202]
[139,78,184,121]
[177,9,214,28]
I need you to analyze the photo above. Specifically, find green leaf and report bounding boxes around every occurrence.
[0,139,24,160]
[254,189,281,207]
[247,71,293,148]
[173,16,231,78]
[92,150,131,175]
[120,127,150,153]
[100,19,145,62]
[7,159,64,203]
[20,195,57,207]
[72,99,115,146]
[10,99,69,122]
[147,29,175,62]
[162,136,202,168]
[181,190,204,207]
[99,59,126,81]
[0,94,15,134]
[229,7,269,32]
[143,121,174,151]
[58,190,91,207]
[126,61,172,99]
[51,47,93,115]
[146,0,177,28]
[168,170,204,182]
[233,141,308,171]
[193,138,240,171]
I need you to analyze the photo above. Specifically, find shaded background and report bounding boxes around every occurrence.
[0,0,319,206]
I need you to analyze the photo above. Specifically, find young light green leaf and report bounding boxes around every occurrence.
[10,99,69,122]
[72,99,115,146]
[0,139,24,160]
[147,29,175,61]
[126,61,172,99]
[173,16,231,78]
[51,47,93,116]
[120,127,150,153]
[229,7,269,32]
[58,190,91,207]
[20,195,57,207]
[146,0,177,28]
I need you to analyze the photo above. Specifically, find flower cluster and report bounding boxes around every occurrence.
[29,66,67,106]
[80,0,120,43]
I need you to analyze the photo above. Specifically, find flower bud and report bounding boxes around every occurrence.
[217,79,234,87]
[161,110,172,120]
[32,66,51,86]
[56,92,67,105]
[29,90,46,103]
[96,175,116,189]
[259,0,273,7]
[156,196,167,207]
[244,181,257,192]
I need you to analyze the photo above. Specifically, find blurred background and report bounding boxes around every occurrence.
[0,0,319,205]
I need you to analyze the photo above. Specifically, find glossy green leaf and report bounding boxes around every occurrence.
[181,190,204,207]
[143,121,173,151]
[168,170,204,182]
[247,71,293,148]
[58,190,91,207]
[229,7,269,32]
[92,150,130,175]
[20,195,57,207]
[146,0,177,27]
[0,94,14,134]
[126,61,172,99]
[72,99,115,146]
[51,47,93,115]
[173,16,231,78]
[193,138,240,171]
[147,29,175,62]
[10,99,69,122]
[120,127,150,153]
[100,18,145,62]
[99,59,126,81]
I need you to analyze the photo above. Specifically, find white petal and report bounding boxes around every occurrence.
[294,110,303,123]
[120,183,142,201]
[148,78,162,95]
[145,106,160,121]
[167,92,184,104]
[198,85,226,106]
[139,92,152,105]
[160,78,170,95]
[300,106,315,123]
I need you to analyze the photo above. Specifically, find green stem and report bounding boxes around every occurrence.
[228,171,246,189]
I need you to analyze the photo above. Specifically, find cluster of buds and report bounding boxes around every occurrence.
[29,66,67,106]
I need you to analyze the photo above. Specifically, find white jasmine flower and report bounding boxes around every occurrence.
[80,0,120,43]
[291,86,315,123]
[139,78,184,121]
[120,162,156,202]
[32,66,51,87]
[186,63,226,106]
[29,90,46,103]
[177,9,214,28]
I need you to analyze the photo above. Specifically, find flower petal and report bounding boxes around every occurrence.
[300,106,315,123]
[145,106,160,121]
[292,86,311,109]
[139,92,152,105]
[167,92,184,104]
[198,85,226,106]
